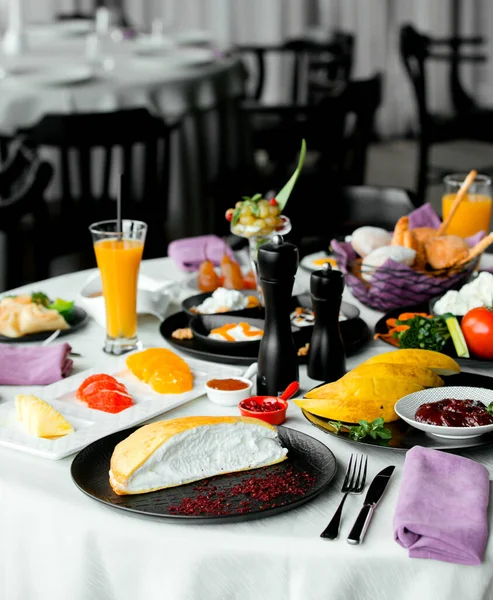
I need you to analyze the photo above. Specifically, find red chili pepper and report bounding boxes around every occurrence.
[269,198,278,206]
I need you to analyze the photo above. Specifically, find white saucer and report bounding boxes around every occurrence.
[395,386,493,439]
[173,48,216,66]
[8,65,95,87]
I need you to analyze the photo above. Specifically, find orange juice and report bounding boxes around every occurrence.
[94,238,144,339]
[442,193,492,238]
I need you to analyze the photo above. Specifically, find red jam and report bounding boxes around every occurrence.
[207,378,249,391]
[240,399,285,412]
[415,398,493,427]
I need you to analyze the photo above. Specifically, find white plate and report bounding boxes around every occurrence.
[29,19,93,39]
[395,386,493,439]
[174,30,213,46]
[132,35,175,56]
[300,252,339,272]
[9,65,94,87]
[0,358,242,459]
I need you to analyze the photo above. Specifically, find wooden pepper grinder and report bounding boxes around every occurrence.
[256,235,299,396]
[307,262,346,382]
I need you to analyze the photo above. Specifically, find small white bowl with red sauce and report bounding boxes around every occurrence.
[205,376,253,406]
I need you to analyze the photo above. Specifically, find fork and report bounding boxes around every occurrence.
[320,454,368,539]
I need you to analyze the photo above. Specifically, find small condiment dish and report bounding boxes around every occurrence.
[238,396,289,425]
[205,376,253,406]
[238,381,299,426]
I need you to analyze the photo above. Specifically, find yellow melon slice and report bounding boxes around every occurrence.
[16,395,74,438]
[362,349,460,376]
[350,363,443,389]
[297,376,426,423]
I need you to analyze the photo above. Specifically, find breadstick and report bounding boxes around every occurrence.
[455,232,493,266]
[391,216,409,246]
[437,169,477,236]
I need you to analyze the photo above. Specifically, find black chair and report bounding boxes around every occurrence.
[399,24,493,204]
[236,33,354,177]
[19,108,177,265]
[244,73,381,185]
[287,184,417,257]
[56,0,130,28]
[236,32,354,104]
[0,143,53,290]
[209,75,382,241]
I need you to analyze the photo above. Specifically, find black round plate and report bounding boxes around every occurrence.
[373,302,490,366]
[0,306,88,343]
[302,371,493,452]
[160,311,370,366]
[182,292,359,321]
[182,290,262,318]
[71,425,337,524]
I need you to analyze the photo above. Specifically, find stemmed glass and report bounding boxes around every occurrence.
[231,216,292,304]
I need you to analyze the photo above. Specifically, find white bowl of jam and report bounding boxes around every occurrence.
[395,386,493,439]
[205,376,253,406]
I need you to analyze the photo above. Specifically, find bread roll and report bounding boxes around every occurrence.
[109,416,288,495]
[361,246,416,281]
[425,235,470,269]
[351,226,392,258]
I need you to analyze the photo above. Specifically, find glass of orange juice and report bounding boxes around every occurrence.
[89,220,147,355]
[442,174,492,238]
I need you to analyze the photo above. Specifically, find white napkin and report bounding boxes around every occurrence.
[77,272,175,329]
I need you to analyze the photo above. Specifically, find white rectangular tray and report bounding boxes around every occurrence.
[0,358,242,460]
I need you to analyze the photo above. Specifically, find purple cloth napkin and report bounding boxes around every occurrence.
[394,446,490,565]
[0,343,73,385]
[167,235,236,271]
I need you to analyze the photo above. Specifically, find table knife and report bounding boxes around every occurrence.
[347,465,395,545]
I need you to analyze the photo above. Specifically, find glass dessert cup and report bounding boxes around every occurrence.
[231,216,292,304]
[89,219,147,355]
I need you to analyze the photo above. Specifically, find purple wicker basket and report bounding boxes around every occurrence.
[332,240,478,312]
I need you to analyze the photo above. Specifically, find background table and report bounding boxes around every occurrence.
[0,28,246,239]
[1,257,492,600]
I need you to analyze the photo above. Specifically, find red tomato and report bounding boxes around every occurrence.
[461,307,493,360]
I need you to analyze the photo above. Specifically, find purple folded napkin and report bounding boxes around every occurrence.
[167,235,236,272]
[394,446,490,565]
[0,343,73,385]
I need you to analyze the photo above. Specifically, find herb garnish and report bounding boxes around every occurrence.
[395,315,450,352]
[328,417,392,441]
[31,292,74,321]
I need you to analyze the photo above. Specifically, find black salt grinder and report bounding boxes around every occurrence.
[256,235,299,396]
[307,262,346,382]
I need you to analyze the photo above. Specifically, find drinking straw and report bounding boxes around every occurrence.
[437,169,477,236]
[117,172,123,241]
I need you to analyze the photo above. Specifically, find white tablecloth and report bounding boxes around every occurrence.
[0,30,246,239]
[1,257,493,600]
